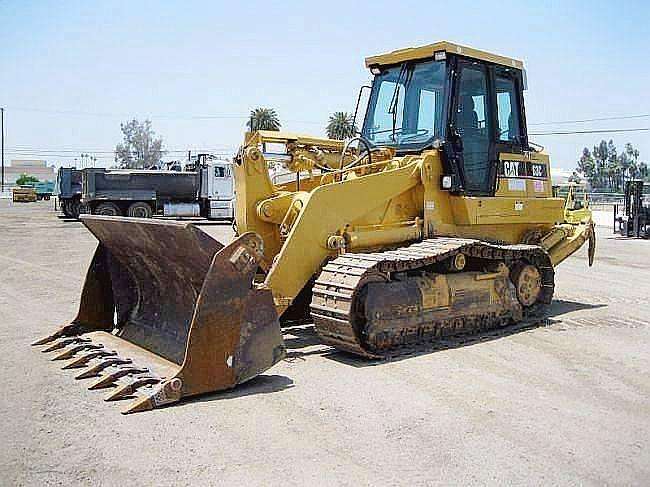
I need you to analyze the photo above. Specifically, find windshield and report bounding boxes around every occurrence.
[362,59,447,148]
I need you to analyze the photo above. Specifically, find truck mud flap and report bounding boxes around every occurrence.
[33,216,285,414]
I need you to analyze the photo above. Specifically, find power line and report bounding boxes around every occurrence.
[2,106,323,125]
[7,104,650,127]
[528,113,650,126]
[530,127,650,136]
[5,128,650,156]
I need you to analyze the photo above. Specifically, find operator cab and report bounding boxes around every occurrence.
[361,41,529,196]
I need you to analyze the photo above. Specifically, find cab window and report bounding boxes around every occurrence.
[495,74,521,143]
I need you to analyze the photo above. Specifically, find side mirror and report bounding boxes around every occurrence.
[352,85,372,135]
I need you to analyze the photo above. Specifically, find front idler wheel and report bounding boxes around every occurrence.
[510,262,542,308]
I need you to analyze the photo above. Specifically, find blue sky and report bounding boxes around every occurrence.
[1,0,649,171]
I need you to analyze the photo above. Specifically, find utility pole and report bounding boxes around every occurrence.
[1,107,4,193]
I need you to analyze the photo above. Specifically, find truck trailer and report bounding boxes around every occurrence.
[80,157,234,220]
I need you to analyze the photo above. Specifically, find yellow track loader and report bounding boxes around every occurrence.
[34,41,595,413]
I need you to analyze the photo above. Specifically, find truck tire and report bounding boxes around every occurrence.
[69,201,82,219]
[127,201,153,218]
[61,201,71,217]
[95,202,122,216]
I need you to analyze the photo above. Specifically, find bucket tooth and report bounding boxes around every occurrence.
[88,366,148,390]
[41,337,90,353]
[62,350,117,370]
[32,332,64,347]
[31,323,88,346]
[104,376,161,402]
[121,378,185,415]
[122,395,158,415]
[52,343,104,361]
[75,358,132,380]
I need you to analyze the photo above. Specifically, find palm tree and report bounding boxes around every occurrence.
[326,112,357,140]
[247,108,281,131]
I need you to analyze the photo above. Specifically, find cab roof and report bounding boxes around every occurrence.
[365,41,524,70]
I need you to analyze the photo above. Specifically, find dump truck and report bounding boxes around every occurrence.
[79,156,234,220]
[56,167,83,218]
[34,41,595,414]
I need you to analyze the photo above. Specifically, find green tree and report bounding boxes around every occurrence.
[326,111,357,140]
[577,147,596,182]
[16,174,39,186]
[246,108,281,131]
[617,152,631,180]
[576,141,649,188]
[605,140,619,190]
[115,119,165,169]
[592,140,611,189]
[624,142,640,178]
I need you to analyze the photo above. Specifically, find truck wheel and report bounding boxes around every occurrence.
[61,201,71,217]
[69,201,82,219]
[127,201,153,218]
[95,202,122,216]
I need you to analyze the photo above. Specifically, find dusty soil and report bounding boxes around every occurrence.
[1,199,649,486]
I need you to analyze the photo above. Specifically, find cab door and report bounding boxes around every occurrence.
[451,60,495,195]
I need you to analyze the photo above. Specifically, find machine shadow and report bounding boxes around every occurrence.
[177,374,295,409]
[55,215,79,223]
[284,299,606,367]
[191,219,233,226]
[282,323,323,350]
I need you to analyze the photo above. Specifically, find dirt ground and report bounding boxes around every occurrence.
[1,199,649,486]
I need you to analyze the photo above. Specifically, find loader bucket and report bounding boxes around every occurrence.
[32,216,285,414]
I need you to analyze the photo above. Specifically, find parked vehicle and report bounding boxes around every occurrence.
[34,180,55,200]
[614,180,650,238]
[55,167,83,218]
[553,182,591,224]
[12,186,37,203]
[80,155,234,220]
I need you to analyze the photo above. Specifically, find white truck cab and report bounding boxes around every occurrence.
[200,160,235,220]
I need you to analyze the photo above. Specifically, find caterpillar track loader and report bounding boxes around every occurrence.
[34,41,595,413]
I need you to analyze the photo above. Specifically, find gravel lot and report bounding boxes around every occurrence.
[1,199,649,486]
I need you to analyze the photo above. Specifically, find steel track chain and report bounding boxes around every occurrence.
[310,237,554,358]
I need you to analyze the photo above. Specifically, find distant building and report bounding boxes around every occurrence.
[2,160,56,187]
